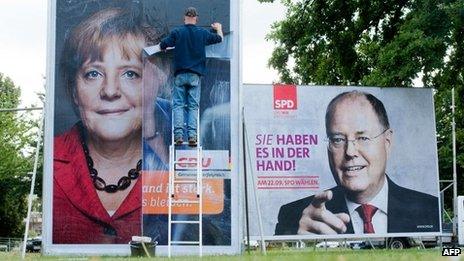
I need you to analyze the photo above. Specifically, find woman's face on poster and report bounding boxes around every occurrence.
[74,35,145,142]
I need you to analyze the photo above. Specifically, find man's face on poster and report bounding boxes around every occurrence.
[327,96,393,202]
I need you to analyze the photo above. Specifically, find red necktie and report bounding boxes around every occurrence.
[356,204,378,233]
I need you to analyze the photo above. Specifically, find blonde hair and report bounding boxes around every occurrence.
[60,7,162,100]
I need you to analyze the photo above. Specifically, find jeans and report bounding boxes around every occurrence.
[172,72,201,139]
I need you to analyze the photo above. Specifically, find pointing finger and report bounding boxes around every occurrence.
[298,219,338,235]
[315,210,347,233]
[311,190,333,208]
[335,213,351,225]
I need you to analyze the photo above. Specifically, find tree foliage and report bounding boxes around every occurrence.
[261,0,463,208]
[0,73,40,237]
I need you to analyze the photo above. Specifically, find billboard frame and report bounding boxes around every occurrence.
[42,0,241,255]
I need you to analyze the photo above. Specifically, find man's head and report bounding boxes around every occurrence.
[184,7,198,25]
[325,91,393,203]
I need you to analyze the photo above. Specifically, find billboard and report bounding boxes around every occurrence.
[458,196,464,245]
[243,84,442,240]
[43,0,240,255]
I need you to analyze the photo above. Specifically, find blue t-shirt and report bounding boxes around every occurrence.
[160,24,222,76]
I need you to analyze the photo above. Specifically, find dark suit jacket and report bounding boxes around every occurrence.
[275,177,440,235]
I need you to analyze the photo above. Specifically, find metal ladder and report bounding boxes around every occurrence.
[167,109,203,257]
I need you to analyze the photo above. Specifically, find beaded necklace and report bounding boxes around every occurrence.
[78,122,142,193]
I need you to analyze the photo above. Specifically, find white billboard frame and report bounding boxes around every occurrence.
[458,196,464,245]
[42,0,241,255]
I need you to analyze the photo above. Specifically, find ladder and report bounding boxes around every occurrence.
[167,110,203,257]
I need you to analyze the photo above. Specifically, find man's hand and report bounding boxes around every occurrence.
[211,22,224,40]
[211,22,222,31]
[297,190,351,235]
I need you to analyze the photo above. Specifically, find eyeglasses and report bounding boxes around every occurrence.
[327,129,389,151]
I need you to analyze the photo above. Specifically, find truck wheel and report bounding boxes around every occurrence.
[389,239,405,249]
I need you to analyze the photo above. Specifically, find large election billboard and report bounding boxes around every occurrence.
[43,0,240,255]
[244,84,442,240]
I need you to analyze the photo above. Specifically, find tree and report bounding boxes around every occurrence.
[0,73,39,237]
[260,0,463,209]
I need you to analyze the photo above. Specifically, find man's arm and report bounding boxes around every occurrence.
[206,22,223,45]
[211,22,223,40]
[160,30,177,50]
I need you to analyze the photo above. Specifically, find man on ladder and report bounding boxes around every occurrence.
[160,7,223,257]
[160,6,223,146]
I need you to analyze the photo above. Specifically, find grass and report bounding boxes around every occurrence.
[0,248,459,261]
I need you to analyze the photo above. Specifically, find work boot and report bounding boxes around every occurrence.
[175,137,183,146]
[188,137,197,147]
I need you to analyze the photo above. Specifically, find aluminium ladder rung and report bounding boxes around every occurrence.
[173,141,201,145]
[171,194,201,199]
[174,165,200,169]
[173,141,203,146]
[171,220,200,224]
[171,199,200,204]
[173,180,199,184]
[175,142,200,146]
[170,241,200,245]
[173,162,200,166]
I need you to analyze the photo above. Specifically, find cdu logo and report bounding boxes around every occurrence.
[273,84,297,110]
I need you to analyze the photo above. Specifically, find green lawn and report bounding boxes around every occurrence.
[1,248,460,261]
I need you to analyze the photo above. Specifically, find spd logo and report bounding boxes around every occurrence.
[273,84,297,110]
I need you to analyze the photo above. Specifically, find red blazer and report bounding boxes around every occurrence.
[53,126,141,244]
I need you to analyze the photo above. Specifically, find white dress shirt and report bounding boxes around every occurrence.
[345,180,389,234]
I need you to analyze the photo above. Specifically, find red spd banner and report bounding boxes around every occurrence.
[273,84,297,110]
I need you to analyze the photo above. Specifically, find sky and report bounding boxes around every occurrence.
[0,0,48,107]
[0,0,286,107]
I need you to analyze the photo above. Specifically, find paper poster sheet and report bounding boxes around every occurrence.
[244,84,442,239]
